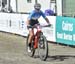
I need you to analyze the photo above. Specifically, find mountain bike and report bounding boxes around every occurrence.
[26,24,51,61]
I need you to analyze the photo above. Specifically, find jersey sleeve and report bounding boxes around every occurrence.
[41,11,46,19]
[27,11,34,20]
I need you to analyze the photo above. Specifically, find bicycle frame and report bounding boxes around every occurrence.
[33,24,42,49]
[31,24,50,49]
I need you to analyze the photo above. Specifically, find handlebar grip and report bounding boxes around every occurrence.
[48,24,52,27]
[44,24,52,27]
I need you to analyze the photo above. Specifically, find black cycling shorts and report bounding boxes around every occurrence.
[29,19,39,26]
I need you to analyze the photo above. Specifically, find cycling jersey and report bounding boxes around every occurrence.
[28,10,46,20]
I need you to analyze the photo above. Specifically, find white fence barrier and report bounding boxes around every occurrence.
[0,12,56,42]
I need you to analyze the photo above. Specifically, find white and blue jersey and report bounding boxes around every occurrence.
[28,10,46,20]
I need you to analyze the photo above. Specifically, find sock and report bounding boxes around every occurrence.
[28,43,31,47]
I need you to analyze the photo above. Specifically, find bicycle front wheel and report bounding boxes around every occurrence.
[38,34,48,61]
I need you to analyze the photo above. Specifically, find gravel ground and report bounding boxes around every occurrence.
[0,32,75,64]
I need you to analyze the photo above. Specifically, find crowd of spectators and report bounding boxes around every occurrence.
[0,2,13,13]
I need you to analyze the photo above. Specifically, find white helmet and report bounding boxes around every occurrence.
[34,3,41,10]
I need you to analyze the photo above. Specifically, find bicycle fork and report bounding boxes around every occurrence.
[34,36,38,49]
[33,30,41,49]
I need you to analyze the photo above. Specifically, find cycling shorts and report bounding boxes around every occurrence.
[27,19,39,29]
[29,19,39,26]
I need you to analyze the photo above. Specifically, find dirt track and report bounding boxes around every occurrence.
[0,32,75,64]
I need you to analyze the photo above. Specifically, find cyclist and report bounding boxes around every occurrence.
[26,3,51,52]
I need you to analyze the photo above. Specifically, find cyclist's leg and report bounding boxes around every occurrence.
[28,28,34,47]
[27,28,34,52]
[28,19,39,48]
[27,19,35,52]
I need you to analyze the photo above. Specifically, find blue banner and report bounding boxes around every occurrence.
[56,16,75,45]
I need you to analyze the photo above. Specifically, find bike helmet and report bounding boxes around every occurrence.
[34,3,41,10]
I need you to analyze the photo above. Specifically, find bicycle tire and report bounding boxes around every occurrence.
[38,33,48,61]
[26,34,35,57]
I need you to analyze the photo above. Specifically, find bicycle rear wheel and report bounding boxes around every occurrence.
[26,34,35,57]
[38,33,48,61]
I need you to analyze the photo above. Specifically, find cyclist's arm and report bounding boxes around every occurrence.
[41,11,50,25]
[27,11,34,20]
[45,17,50,24]
[26,19,30,26]
[26,11,34,26]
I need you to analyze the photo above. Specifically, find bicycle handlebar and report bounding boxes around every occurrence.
[41,24,51,27]
[27,24,52,29]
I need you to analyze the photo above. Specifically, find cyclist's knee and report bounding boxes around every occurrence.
[29,32,34,37]
[30,34,33,37]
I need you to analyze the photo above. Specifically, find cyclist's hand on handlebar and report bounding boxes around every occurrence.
[48,23,52,27]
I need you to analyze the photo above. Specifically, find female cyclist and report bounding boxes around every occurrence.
[26,3,51,52]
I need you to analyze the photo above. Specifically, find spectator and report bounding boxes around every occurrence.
[45,9,55,16]
[1,2,7,12]
[1,2,13,13]
[8,5,13,13]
